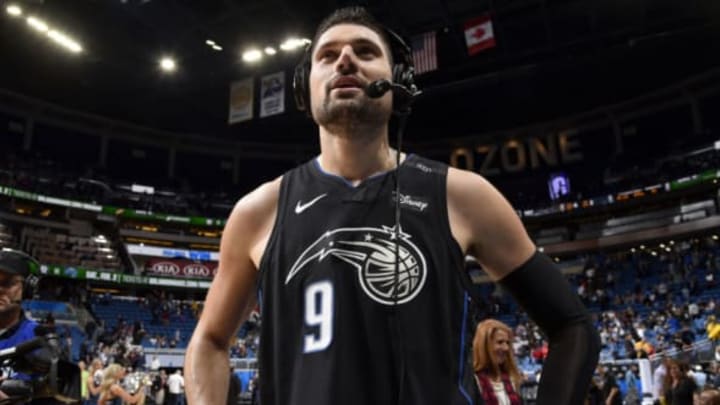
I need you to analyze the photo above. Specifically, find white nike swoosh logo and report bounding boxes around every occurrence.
[295,193,328,214]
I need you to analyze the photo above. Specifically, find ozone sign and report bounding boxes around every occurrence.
[450,131,583,176]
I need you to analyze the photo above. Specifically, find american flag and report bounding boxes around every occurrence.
[411,31,437,75]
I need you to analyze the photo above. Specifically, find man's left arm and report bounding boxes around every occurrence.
[447,167,600,405]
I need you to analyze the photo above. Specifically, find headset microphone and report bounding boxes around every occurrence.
[365,80,392,98]
[365,79,421,103]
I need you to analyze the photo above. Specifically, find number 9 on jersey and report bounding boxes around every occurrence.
[303,281,334,353]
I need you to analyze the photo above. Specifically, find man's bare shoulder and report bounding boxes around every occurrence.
[446,165,535,278]
[446,166,492,203]
[230,176,283,224]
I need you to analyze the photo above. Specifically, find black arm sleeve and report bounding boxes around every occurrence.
[499,251,600,405]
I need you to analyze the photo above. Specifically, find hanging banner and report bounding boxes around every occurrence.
[228,78,254,124]
[260,72,285,118]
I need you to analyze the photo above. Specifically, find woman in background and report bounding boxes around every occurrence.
[97,363,145,405]
[663,359,697,405]
[86,358,103,405]
[472,319,523,405]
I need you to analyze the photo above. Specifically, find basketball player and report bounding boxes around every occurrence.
[185,6,599,405]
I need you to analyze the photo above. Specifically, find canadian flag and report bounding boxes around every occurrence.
[464,14,496,55]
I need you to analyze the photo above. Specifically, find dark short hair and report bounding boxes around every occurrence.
[311,6,393,64]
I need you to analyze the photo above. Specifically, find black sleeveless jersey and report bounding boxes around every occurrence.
[257,155,480,405]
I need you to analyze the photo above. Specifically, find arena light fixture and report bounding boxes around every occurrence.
[242,49,262,63]
[47,30,83,53]
[26,16,48,32]
[206,39,223,51]
[159,56,177,72]
[714,234,719,241]
[280,38,310,51]
[6,4,22,16]
[630,248,636,253]
[264,46,277,55]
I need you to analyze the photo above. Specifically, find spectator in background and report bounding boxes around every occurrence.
[78,360,88,405]
[653,357,669,402]
[625,364,640,405]
[44,311,56,328]
[87,357,103,404]
[699,389,720,405]
[710,363,720,388]
[152,369,167,405]
[97,363,145,405]
[707,316,720,341]
[227,369,241,405]
[249,372,260,405]
[472,319,523,405]
[152,370,167,405]
[598,365,622,405]
[634,336,654,359]
[624,334,637,359]
[132,321,146,345]
[150,355,160,371]
[166,369,184,405]
[663,359,698,405]
[693,365,708,389]
[586,374,603,405]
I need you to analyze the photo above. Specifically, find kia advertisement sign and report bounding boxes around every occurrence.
[145,259,218,279]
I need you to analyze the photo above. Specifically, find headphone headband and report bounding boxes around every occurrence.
[0,248,41,299]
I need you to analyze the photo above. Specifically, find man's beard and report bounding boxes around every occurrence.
[314,93,390,137]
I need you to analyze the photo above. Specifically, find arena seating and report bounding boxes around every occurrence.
[21,226,121,271]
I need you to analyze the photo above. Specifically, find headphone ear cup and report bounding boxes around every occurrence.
[23,274,39,300]
[293,62,308,112]
[293,47,312,115]
[391,62,418,113]
[392,63,405,87]
[397,64,416,92]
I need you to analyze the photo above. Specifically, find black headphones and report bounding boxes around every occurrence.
[293,26,418,115]
[0,248,41,300]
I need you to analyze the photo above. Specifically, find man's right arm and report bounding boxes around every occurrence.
[184,178,281,405]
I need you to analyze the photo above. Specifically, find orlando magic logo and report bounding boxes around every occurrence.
[285,225,427,305]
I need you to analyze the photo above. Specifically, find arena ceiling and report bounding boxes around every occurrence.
[1,0,719,147]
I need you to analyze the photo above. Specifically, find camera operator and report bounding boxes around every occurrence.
[0,249,40,401]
